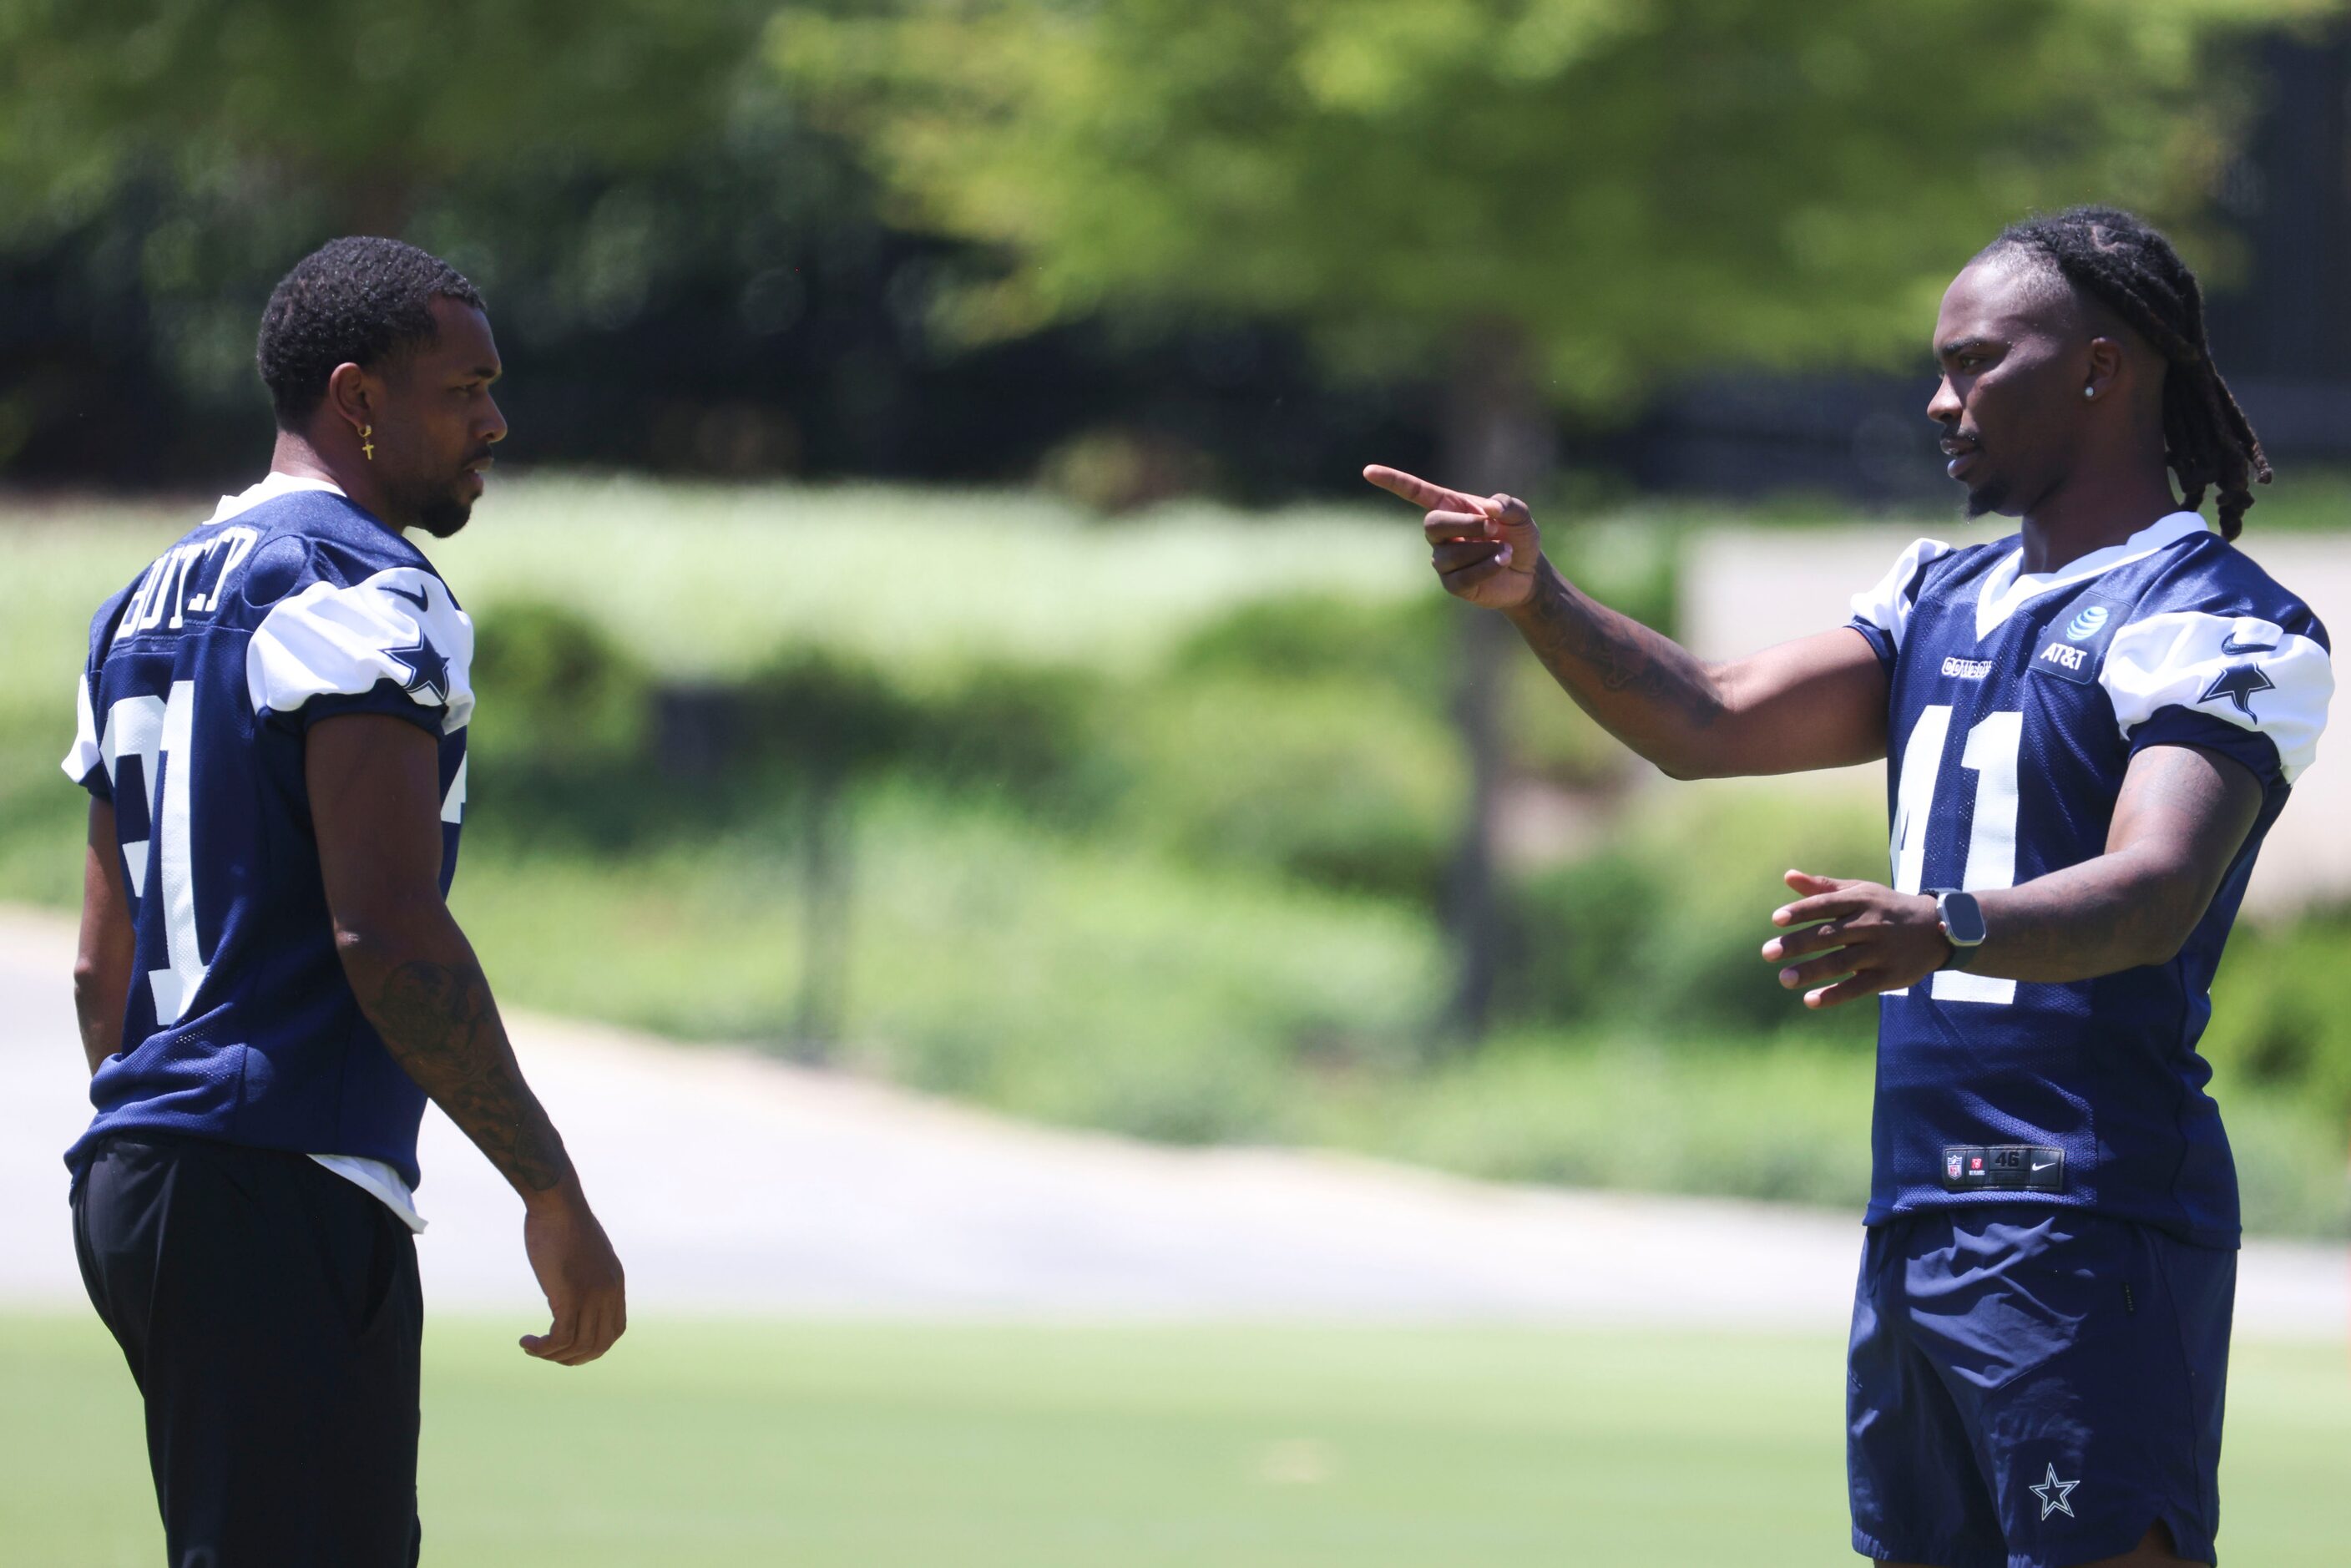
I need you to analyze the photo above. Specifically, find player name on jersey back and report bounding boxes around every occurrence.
[109,524,267,642]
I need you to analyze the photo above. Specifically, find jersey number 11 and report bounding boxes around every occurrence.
[1888,706,2020,1006]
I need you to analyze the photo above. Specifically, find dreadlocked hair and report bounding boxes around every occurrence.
[1994,205,2269,541]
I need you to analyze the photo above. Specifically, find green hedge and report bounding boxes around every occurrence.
[1500,792,1888,1044]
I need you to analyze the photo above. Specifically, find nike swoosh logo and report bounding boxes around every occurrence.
[2220,633,2276,655]
[2030,1161,2056,1172]
[384,583,431,612]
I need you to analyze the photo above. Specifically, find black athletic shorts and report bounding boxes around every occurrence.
[71,1132,424,1567]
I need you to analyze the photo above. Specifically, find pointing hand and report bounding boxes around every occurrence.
[1363,464,1542,610]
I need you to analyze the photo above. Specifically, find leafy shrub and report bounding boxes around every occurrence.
[1171,592,1453,706]
[1171,549,1679,798]
[468,599,649,764]
[1545,514,1682,638]
[1331,1034,1878,1206]
[908,662,1110,806]
[1115,674,1464,899]
[739,651,921,776]
[2203,907,2351,1122]
[1501,788,1889,1045]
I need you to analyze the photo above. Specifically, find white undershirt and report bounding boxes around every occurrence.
[308,1154,428,1232]
[213,473,429,1236]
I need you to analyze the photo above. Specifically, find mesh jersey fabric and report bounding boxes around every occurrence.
[1845,510,2331,1247]
[61,476,473,1193]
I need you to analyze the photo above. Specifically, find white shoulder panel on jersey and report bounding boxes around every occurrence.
[245,566,476,733]
[1849,538,1957,651]
[2101,611,2332,783]
[60,670,104,785]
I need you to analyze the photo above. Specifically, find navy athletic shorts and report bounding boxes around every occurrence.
[1847,1205,2233,1568]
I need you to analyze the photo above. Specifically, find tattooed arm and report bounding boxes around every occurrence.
[309,713,625,1365]
[1365,467,1889,778]
[364,951,568,1194]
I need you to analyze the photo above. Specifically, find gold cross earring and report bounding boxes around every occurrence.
[361,423,375,461]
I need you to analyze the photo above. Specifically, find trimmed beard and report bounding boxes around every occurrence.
[416,491,473,539]
[380,469,475,539]
[1964,479,2009,519]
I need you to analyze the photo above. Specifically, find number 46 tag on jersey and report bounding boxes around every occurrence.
[2030,593,2128,685]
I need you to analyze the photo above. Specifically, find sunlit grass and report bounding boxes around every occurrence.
[7,1312,2346,1567]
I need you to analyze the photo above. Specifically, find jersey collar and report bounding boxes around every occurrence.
[1973,510,2210,641]
[205,470,347,525]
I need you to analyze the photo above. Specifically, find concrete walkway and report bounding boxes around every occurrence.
[3,905,2341,1334]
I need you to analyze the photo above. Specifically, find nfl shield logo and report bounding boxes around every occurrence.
[1946,1153,1964,1181]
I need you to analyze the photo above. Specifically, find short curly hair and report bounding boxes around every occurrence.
[255,236,485,426]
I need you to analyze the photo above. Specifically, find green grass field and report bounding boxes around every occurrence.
[6,1313,2348,1565]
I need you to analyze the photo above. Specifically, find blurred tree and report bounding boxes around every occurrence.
[0,1,1426,492]
[776,0,2323,1039]
[0,0,763,228]
[0,0,913,483]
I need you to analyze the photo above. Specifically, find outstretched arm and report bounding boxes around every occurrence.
[1365,466,1888,778]
[1761,743,2265,1006]
[309,713,625,1364]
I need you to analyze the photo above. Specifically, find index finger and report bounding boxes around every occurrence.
[1363,464,1476,513]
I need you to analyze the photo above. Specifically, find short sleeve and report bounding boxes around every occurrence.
[59,585,133,800]
[1848,538,1955,672]
[60,668,110,799]
[245,567,476,736]
[2101,610,2332,787]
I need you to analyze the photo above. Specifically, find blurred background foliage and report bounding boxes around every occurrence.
[775,0,2300,402]
[2,3,2346,1232]
[7,483,2344,1232]
[2,0,2333,492]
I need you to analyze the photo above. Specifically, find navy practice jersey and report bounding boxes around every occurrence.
[60,474,473,1195]
[1848,510,2331,1247]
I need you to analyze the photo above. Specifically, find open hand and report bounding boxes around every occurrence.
[1762,869,1952,1009]
[519,1177,627,1365]
[1363,464,1542,610]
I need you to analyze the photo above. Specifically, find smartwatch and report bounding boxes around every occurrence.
[1929,888,1987,969]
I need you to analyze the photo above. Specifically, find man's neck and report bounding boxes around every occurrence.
[269,429,407,535]
[2015,463,2181,574]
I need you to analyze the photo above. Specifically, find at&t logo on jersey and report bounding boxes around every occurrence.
[2065,604,2110,641]
[2031,595,2126,687]
[2040,642,2090,673]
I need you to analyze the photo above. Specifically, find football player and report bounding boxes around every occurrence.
[64,237,625,1563]
[1368,207,2330,1568]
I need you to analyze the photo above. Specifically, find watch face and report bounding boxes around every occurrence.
[1942,893,1989,945]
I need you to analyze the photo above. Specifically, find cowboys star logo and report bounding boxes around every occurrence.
[2198,660,2274,720]
[385,626,451,706]
[2029,1462,2080,1520]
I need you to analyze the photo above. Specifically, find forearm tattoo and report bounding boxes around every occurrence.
[374,959,569,1192]
[1511,565,1723,729]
